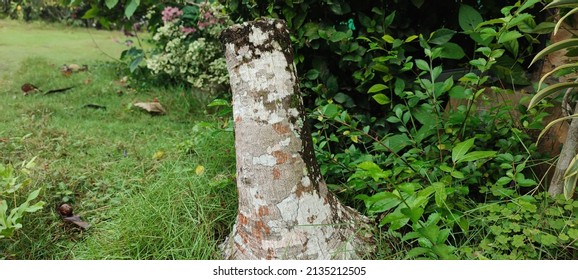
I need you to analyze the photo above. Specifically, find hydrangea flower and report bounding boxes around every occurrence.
[162,6,183,23]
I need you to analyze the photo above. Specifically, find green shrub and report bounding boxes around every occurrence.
[145,2,232,94]
[0,158,45,240]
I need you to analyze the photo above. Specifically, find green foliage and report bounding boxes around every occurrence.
[302,0,549,259]
[529,0,578,199]
[460,0,551,85]
[1,0,72,22]
[0,158,45,239]
[460,194,578,259]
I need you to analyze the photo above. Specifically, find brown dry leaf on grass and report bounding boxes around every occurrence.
[133,99,166,115]
[21,83,40,95]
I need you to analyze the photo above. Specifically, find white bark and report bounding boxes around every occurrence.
[219,19,374,259]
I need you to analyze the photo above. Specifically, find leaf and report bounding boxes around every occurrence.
[195,165,205,176]
[124,0,140,18]
[152,150,165,160]
[207,99,230,107]
[401,207,424,223]
[410,0,425,8]
[545,0,578,10]
[105,0,119,9]
[372,94,390,105]
[322,103,339,118]
[459,4,484,31]
[368,84,388,93]
[432,182,446,208]
[537,114,578,144]
[452,138,475,164]
[376,134,411,153]
[405,247,431,259]
[498,30,523,44]
[518,0,542,13]
[359,192,401,214]
[429,28,456,45]
[564,154,578,199]
[435,43,465,60]
[530,38,578,66]
[528,82,578,109]
[305,69,320,80]
[133,101,167,115]
[533,22,556,34]
[382,34,395,44]
[82,6,99,19]
[538,62,578,90]
[25,201,45,213]
[415,59,429,71]
[380,211,409,230]
[457,151,497,164]
[129,55,143,73]
[554,7,578,35]
[26,188,41,201]
[327,0,350,15]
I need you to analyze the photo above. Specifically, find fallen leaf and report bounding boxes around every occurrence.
[152,150,165,160]
[21,83,40,95]
[195,165,205,175]
[133,101,166,115]
[60,64,88,76]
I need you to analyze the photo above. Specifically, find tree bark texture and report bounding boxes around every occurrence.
[219,19,374,259]
[548,102,578,196]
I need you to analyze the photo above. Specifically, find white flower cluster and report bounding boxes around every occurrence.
[145,3,231,94]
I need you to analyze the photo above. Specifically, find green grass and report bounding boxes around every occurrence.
[0,20,237,259]
[0,19,128,86]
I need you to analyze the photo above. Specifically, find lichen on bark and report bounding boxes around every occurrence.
[219,18,374,260]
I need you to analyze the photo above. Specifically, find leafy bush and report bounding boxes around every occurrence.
[221,0,553,259]
[145,2,232,94]
[459,194,578,259]
[528,0,578,198]
[0,158,45,239]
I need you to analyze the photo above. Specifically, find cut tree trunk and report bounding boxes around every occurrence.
[219,19,374,259]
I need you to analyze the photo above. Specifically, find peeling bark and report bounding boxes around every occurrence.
[219,19,374,259]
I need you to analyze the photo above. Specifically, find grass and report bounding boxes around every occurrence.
[0,20,237,259]
[0,19,128,87]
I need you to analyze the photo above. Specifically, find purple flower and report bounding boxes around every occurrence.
[162,6,183,23]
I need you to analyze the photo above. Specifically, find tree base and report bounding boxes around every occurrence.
[220,193,374,260]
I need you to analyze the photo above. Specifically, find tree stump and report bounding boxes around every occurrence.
[219,19,374,259]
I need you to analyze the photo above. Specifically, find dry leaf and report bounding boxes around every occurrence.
[21,83,40,95]
[133,101,166,115]
[195,165,205,175]
[152,150,165,160]
[60,64,88,76]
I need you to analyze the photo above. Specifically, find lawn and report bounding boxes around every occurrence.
[0,19,237,259]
